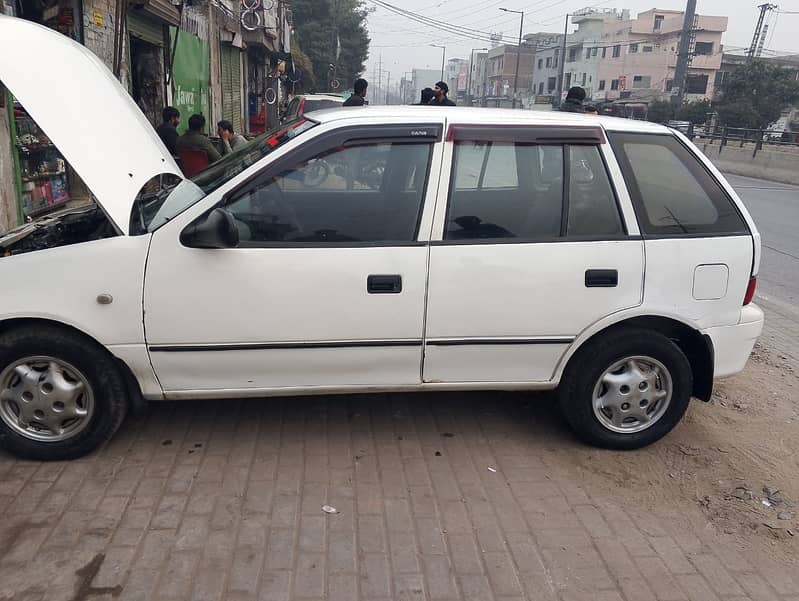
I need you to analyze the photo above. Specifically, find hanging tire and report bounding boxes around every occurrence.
[0,324,128,460]
[558,327,693,449]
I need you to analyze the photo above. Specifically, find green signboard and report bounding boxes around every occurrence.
[169,28,210,134]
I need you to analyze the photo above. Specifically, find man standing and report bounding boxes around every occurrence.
[430,81,455,106]
[560,86,586,113]
[414,88,435,105]
[343,78,369,106]
[217,120,247,155]
[156,106,180,155]
[176,114,221,163]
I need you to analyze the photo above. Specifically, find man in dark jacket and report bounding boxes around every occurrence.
[155,106,180,155]
[560,86,586,113]
[431,81,456,106]
[343,78,369,106]
[414,87,435,105]
[176,114,221,163]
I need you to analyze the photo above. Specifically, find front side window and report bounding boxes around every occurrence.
[608,132,748,236]
[223,141,433,244]
[445,141,624,240]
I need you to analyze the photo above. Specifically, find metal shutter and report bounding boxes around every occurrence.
[220,44,242,133]
[127,12,165,47]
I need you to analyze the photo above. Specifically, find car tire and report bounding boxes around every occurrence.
[0,325,128,460]
[558,327,693,450]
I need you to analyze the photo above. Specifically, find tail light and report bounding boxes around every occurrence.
[743,276,757,306]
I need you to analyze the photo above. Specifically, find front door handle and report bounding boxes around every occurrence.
[585,269,618,288]
[367,274,402,294]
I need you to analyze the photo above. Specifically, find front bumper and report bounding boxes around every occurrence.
[703,303,765,379]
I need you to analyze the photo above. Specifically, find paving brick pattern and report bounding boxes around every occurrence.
[0,393,795,601]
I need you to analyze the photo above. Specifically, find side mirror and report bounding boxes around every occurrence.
[180,208,240,249]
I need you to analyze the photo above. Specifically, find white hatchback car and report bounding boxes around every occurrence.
[0,17,763,460]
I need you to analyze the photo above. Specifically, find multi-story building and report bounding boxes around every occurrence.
[485,44,535,106]
[531,42,562,101]
[561,9,630,101]
[594,9,727,103]
[466,51,489,105]
[445,58,469,102]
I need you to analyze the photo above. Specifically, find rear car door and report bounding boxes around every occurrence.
[423,125,644,383]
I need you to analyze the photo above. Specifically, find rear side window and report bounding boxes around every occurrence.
[445,141,624,240]
[608,132,748,236]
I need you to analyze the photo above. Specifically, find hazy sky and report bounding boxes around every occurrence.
[362,0,797,88]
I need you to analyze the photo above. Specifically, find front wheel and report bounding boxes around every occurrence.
[558,328,693,449]
[0,325,128,460]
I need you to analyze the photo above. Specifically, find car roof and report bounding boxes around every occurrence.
[307,106,671,134]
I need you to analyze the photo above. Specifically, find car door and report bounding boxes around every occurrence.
[144,123,443,394]
[423,124,644,383]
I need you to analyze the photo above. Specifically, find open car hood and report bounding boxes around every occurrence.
[0,16,181,233]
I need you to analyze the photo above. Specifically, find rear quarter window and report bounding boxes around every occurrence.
[608,132,748,236]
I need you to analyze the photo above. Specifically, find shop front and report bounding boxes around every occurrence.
[6,0,89,221]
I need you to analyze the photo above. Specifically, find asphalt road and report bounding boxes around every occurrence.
[727,173,799,360]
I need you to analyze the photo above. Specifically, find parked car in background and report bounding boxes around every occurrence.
[283,93,345,122]
[0,16,763,460]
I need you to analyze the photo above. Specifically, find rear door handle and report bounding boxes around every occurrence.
[585,269,618,288]
[367,274,402,294]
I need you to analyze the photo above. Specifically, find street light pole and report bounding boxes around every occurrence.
[555,14,570,108]
[500,8,524,109]
[466,47,488,107]
[431,44,446,81]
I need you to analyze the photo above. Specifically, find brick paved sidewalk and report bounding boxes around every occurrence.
[0,393,796,601]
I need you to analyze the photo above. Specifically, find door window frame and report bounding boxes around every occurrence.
[430,125,641,245]
[181,123,445,248]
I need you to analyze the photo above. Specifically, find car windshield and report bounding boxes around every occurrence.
[303,99,342,113]
[131,118,317,233]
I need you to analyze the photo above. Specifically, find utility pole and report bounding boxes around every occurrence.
[555,14,569,108]
[748,4,778,61]
[431,44,446,81]
[672,0,697,108]
[386,71,391,105]
[377,54,382,105]
[500,8,525,109]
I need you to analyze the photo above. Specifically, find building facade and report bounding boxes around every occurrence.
[485,44,534,106]
[0,0,291,231]
[594,9,727,104]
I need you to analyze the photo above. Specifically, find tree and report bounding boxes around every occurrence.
[290,41,317,94]
[647,100,674,124]
[289,0,370,93]
[675,99,712,125]
[717,61,799,129]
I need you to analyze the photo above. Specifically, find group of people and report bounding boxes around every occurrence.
[155,107,247,173]
[342,78,456,107]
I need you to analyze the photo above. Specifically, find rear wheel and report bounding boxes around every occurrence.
[0,325,128,460]
[558,328,693,449]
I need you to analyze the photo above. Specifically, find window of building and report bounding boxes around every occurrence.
[546,56,552,68]
[611,79,619,90]
[643,45,654,53]
[539,82,545,95]
[445,142,622,240]
[629,43,639,53]
[553,58,558,68]
[224,142,433,244]
[602,47,607,58]
[581,73,587,86]
[632,75,651,88]
[686,73,709,94]
[586,48,592,60]
[694,42,714,55]
[599,80,606,91]
[565,73,572,87]
[714,70,729,88]
[608,133,747,236]
[654,14,664,30]
[612,45,621,58]
[547,77,557,91]
[555,49,559,58]
[592,47,598,57]
[538,58,544,69]
[568,48,578,62]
